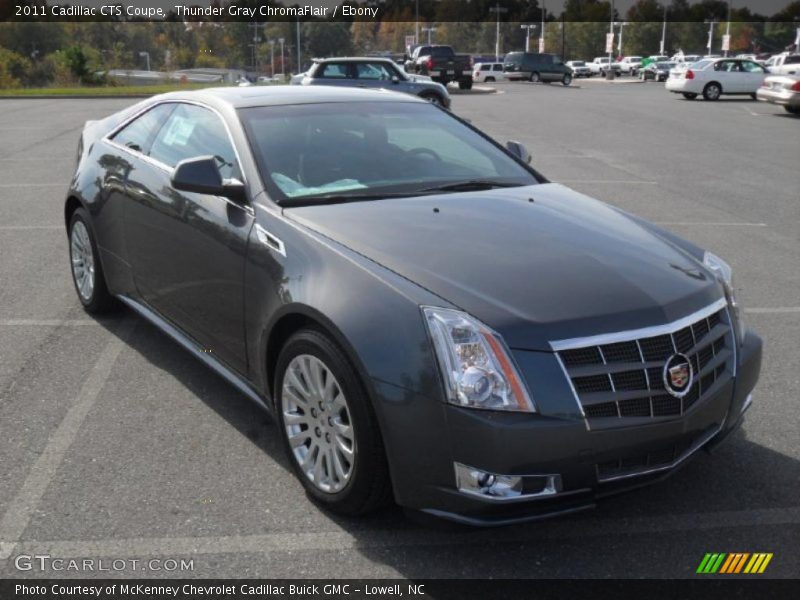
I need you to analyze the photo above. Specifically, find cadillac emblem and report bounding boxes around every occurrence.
[663,353,693,398]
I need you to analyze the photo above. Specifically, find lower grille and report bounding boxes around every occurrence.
[553,299,735,427]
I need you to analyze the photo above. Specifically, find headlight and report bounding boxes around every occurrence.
[422,307,535,412]
[703,251,745,343]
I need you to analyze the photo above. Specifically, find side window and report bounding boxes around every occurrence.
[319,63,351,79]
[148,104,239,179]
[742,61,765,73]
[111,104,175,153]
[493,64,503,71]
[356,63,393,80]
[481,65,491,71]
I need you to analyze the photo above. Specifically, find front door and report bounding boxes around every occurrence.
[123,103,253,374]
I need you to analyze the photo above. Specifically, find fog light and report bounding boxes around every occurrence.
[454,462,523,498]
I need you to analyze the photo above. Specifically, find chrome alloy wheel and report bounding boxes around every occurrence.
[282,354,356,493]
[70,221,95,301]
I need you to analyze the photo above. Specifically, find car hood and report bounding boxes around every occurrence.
[286,184,722,351]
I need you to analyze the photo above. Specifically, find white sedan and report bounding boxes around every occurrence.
[665,57,769,100]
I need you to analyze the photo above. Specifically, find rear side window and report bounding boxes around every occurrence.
[493,64,503,71]
[111,104,175,153]
[785,56,800,65]
[319,63,351,79]
[148,104,239,179]
[480,65,490,71]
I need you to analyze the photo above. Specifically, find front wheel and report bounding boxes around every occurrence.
[682,92,698,100]
[703,82,722,101]
[530,71,540,83]
[68,208,116,313]
[276,329,391,516]
[785,105,799,114]
[562,73,572,86]
[485,76,495,82]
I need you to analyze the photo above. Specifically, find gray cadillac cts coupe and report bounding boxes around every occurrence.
[66,86,761,525]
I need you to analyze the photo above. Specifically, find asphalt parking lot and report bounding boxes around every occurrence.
[0,82,798,579]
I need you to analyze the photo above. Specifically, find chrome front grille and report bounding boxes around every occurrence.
[552,299,735,425]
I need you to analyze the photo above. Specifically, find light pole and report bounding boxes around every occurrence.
[296,17,302,74]
[540,0,545,53]
[489,3,508,63]
[269,40,275,76]
[723,0,732,57]
[705,19,717,56]
[415,0,420,44]
[138,51,150,72]
[422,26,437,45]
[521,24,537,53]
[617,21,627,56]
[279,38,285,78]
[607,0,615,80]
[660,5,667,55]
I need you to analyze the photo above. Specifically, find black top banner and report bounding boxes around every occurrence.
[2,1,799,23]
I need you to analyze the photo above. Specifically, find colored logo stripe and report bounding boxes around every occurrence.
[698,553,773,574]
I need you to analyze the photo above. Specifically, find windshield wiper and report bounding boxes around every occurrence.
[286,190,433,205]
[420,180,524,193]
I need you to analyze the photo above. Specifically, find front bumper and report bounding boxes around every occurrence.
[375,331,762,526]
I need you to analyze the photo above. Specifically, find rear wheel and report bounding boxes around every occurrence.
[68,208,116,313]
[682,92,698,100]
[703,82,722,101]
[530,71,540,83]
[562,73,572,86]
[485,76,495,82]
[276,329,391,516]
[785,105,799,114]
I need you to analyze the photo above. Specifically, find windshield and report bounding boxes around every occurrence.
[693,59,714,70]
[239,102,538,204]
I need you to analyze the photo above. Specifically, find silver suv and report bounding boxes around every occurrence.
[295,57,451,108]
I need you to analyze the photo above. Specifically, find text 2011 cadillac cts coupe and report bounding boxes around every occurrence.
[65,86,761,525]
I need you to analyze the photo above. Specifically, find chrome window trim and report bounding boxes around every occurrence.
[549,297,728,352]
[103,98,249,188]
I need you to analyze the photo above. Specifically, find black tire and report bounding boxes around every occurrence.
[785,105,799,114]
[703,82,722,101]
[750,92,757,100]
[530,71,540,83]
[420,92,444,107]
[68,207,116,313]
[275,329,391,516]
[682,92,698,100]
[562,73,572,86]
[485,76,495,82]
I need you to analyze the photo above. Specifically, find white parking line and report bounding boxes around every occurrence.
[654,222,768,227]
[746,307,800,314]
[11,505,800,559]
[558,180,659,184]
[0,226,63,230]
[0,319,98,326]
[0,318,136,560]
[0,183,65,188]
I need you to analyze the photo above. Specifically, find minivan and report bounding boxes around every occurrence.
[503,52,573,85]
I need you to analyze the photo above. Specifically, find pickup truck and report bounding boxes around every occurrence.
[404,45,473,89]
[765,53,800,76]
[589,57,621,76]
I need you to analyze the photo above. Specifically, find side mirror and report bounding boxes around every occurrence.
[506,140,532,164]
[171,156,246,204]
[391,75,400,84]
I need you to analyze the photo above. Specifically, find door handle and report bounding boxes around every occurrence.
[255,225,286,257]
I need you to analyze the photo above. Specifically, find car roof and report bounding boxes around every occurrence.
[313,57,396,64]
[145,85,424,110]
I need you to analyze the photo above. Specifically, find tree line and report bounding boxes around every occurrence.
[1,0,798,88]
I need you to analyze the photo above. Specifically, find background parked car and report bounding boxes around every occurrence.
[589,56,621,76]
[619,56,643,74]
[296,57,451,108]
[504,52,573,84]
[641,61,676,82]
[665,57,769,100]
[472,62,505,83]
[404,44,473,89]
[764,53,800,76]
[756,74,800,113]
[565,60,592,77]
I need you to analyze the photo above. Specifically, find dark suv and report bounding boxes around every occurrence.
[504,52,573,85]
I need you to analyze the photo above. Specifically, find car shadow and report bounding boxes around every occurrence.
[95,310,799,579]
